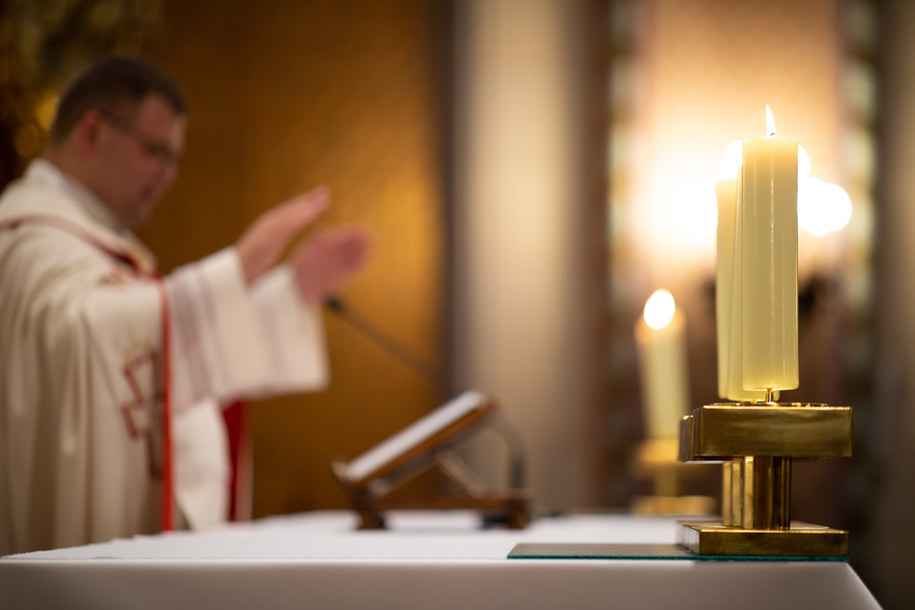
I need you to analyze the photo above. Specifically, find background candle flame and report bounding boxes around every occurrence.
[765,105,776,136]
[643,289,676,330]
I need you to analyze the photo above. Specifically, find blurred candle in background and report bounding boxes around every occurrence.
[740,106,799,393]
[635,289,690,439]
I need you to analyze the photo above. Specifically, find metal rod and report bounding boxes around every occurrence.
[721,460,744,527]
[742,456,792,530]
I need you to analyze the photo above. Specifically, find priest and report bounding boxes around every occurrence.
[0,55,371,554]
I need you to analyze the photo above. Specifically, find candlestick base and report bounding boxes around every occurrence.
[677,402,852,557]
[679,520,848,557]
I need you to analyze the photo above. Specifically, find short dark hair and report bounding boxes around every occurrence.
[49,55,187,143]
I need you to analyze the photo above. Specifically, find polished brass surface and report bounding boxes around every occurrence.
[679,520,848,557]
[721,460,745,527]
[677,402,852,557]
[743,456,792,529]
[721,461,734,526]
[678,415,693,463]
[680,403,852,460]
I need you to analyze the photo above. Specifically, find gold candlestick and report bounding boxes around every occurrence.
[677,402,852,557]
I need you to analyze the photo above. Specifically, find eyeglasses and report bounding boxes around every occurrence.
[97,109,182,168]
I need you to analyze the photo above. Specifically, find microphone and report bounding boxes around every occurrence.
[323,296,526,491]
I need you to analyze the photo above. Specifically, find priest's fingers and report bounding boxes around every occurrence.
[291,227,373,304]
[236,187,330,283]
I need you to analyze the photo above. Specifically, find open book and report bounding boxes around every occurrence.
[332,390,530,529]
[334,390,495,487]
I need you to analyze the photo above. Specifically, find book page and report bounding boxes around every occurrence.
[345,390,487,482]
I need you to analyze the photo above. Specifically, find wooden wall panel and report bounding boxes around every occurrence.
[142,0,448,517]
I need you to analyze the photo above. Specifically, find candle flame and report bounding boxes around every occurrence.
[644,289,676,330]
[765,105,776,136]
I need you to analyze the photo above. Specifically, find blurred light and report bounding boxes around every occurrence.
[722,140,742,179]
[822,182,853,232]
[644,289,676,330]
[798,178,830,237]
[650,180,718,255]
[680,181,718,240]
[798,178,853,237]
[644,179,718,258]
[798,144,811,180]
[36,94,57,131]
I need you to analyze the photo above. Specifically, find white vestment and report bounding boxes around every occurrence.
[0,160,329,555]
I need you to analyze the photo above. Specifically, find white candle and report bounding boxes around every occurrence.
[740,106,799,393]
[635,290,690,439]
[715,178,737,398]
[715,176,767,402]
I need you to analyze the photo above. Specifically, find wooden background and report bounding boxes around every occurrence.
[141,0,450,517]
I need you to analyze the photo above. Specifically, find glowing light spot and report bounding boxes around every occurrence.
[798,145,811,180]
[721,140,742,179]
[822,182,852,232]
[798,179,853,237]
[644,289,676,330]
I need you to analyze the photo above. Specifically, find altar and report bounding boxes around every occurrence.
[0,511,880,609]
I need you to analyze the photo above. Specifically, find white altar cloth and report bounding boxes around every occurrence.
[0,511,881,609]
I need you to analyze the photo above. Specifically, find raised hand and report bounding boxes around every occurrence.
[290,226,372,304]
[235,187,330,284]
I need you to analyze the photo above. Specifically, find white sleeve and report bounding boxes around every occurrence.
[165,248,328,410]
[248,264,329,396]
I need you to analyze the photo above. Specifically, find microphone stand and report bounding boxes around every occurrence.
[324,297,445,389]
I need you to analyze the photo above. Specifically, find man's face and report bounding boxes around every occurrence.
[93,93,186,229]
